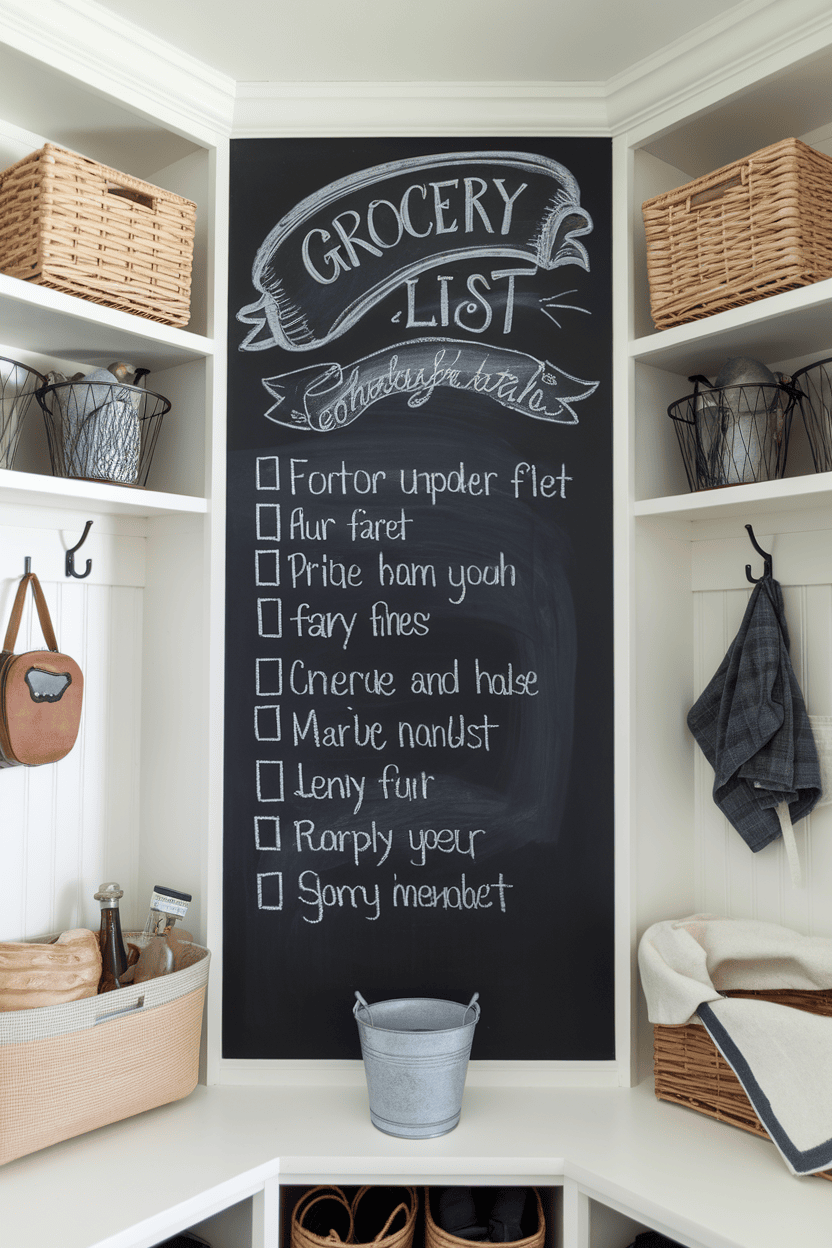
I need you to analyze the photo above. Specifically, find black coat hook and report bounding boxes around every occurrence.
[66,521,93,579]
[745,524,773,584]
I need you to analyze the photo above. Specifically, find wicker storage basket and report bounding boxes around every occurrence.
[642,138,832,330]
[0,144,196,328]
[425,1188,545,1248]
[653,986,832,1179]
[291,1186,417,1248]
[0,937,209,1165]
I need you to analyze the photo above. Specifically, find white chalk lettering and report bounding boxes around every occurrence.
[290,458,386,495]
[288,552,363,589]
[378,764,434,800]
[370,600,431,638]
[349,507,412,541]
[294,762,366,814]
[294,818,393,867]
[292,708,386,750]
[289,602,357,650]
[408,826,486,866]
[399,463,498,505]
[392,871,512,911]
[474,660,539,696]
[404,268,533,336]
[289,660,395,697]
[397,714,498,750]
[378,553,436,587]
[298,870,381,923]
[511,461,572,498]
[289,507,336,541]
[300,178,528,285]
[447,553,516,604]
[411,660,459,695]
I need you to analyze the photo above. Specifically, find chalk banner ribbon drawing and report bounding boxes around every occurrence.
[263,338,599,431]
[237,151,593,353]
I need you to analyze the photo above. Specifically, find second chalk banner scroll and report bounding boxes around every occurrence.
[224,137,614,1063]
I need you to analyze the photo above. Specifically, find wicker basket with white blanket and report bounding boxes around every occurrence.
[639,917,832,1177]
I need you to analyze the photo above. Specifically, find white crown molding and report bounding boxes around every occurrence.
[4,0,832,148]
[0,0,236,142]
[232,81,609,137]
[606,0,832,139]
[232,0,832,143]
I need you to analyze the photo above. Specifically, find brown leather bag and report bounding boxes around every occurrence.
[0,572,84,767]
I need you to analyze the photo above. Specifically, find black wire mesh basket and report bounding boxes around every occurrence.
[36,379,171,487]
[667,378,799,491]
[0,356,46,469]
[791,356,832,473]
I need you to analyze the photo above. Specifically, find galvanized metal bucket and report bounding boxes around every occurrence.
[353,990,480,1139]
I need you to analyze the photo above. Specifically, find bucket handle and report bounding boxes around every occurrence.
[464,992,480,1023]
[355,990,480,1026]
[354,990,373,1026]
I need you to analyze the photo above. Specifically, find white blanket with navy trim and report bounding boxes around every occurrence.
[638,915,832,1176]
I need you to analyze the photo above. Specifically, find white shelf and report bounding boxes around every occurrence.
[1,1081,829,1248]
[634,471,832,531]
[630,277,832,376]
[0,467,209,517]
[0,273,214,372]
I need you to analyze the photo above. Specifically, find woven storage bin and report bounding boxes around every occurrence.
[653,986,832,1180]
[425,1188,544,1248]
[642,138,832,330]
[291,1186,417,1248]
[0,936,209,1165]
[0,144,196,328]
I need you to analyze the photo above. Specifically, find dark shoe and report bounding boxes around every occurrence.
[488,1189,529,1243]
[436,1189,488,1241]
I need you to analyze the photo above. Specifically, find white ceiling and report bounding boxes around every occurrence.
[90,0,754,84]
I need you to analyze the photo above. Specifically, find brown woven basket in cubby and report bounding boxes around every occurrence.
[0,143,196,327]
[654,986,832,1180]
[290,1187,418,1248]
[425,1188,545,1248]
[642,138,832,330]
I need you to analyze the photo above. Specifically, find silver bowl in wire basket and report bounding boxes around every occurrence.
[667,376,799,491]
[0,356,46,470]
[36,378,171,487]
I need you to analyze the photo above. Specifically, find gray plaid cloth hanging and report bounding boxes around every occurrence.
[687,574,820,854]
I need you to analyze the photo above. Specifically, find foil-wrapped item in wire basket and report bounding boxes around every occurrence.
[36,367,171,487]
[0,356,46,469]
[668,375,800,490]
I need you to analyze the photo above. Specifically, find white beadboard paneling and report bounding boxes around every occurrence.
[805,583,832,713]
[0,546,145,940]
[692,529,832,591]
[0,765,27,938]
[692,565,832,936]
[138,513,207,941]
[52,581,87,929]
[46,580,84,927]
[693,589,733,919]
[111,584,143,924]
[21,583,58,937]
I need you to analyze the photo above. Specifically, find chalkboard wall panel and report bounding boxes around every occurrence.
[225,137,613,1061]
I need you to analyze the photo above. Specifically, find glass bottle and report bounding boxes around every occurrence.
[128,885,192,984]
[141,884,191,941]
[94,881,128,993]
